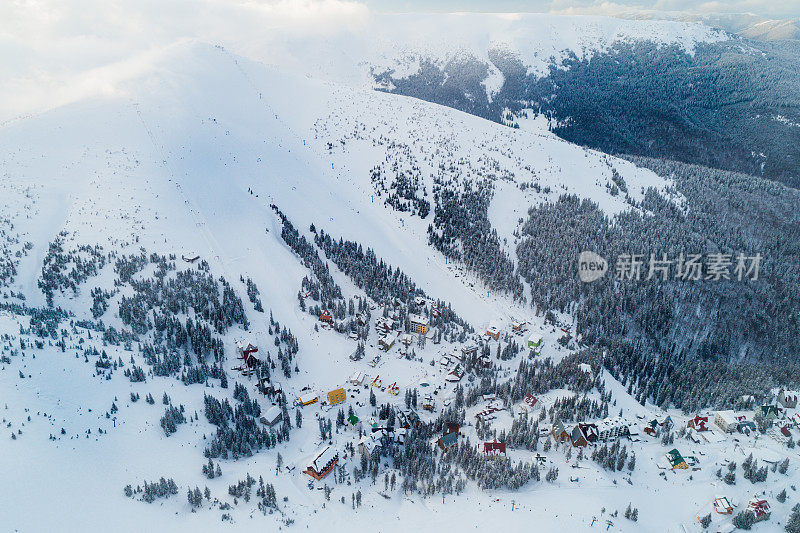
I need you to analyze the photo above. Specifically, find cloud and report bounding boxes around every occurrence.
[367,0,800,18]
[0,0,796,122]
[0,0,370,121]
[546,0,800,18]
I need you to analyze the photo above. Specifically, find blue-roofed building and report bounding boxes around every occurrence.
[437,430,459,450]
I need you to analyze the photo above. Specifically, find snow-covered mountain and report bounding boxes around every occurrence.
[2,13,800,533]
[0,40,675,321]
[268,12,726,87]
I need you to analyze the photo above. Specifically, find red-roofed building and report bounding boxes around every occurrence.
[524,394,539,409]
[237,341,260,369]
[688,415,709,432]
[483,441,507,458]
[746,498,771,522]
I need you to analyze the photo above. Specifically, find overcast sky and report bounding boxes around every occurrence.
[0,0,797,123]
[368,0,800,18]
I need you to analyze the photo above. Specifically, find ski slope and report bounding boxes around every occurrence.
[0,40,675,326]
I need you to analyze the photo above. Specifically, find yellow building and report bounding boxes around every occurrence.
[299,394,318,407]
[327,387,346,406]
[409,314,430,334]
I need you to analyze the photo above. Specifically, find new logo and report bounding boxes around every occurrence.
[578,251,607,282]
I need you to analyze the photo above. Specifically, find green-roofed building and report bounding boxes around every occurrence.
[666,448,688,470]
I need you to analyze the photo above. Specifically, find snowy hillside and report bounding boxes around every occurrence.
[267,13,727,89]
[1,22,799,533]
[0,40,676,322]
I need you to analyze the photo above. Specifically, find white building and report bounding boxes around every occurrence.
[262,405,283,427]
[715,410,739,433]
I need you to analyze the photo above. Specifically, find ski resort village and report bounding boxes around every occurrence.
[2,5,800,533]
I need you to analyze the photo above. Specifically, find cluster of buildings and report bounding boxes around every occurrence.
[358,426,407,455]
[551,417,632,447]
[707,495,771,527]
[475,403,504,424]
[711,391,800,437]
[303,397,420,482]
[439,422,531,461]
[374,309,435,351]
[317,308,368,333]
[482,320,545,357]
[459,343,492,368]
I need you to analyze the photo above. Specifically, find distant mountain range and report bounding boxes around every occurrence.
[618,11,800,41]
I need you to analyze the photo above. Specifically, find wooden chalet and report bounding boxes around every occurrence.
[260,405,283,427]
[570,425,588,447]
[299,393,318,407]
[461,344,478,357]
[378,332,398,351]
[445,366,464,382]
[551,419,569,442]
[305,446,339,480]
[437,424,460,451]
[422,394,435,412]
[527,333,542,351]
[578,423,599,444]
[396,410,421,429]
[524,393,539,409]
[358,432,380,455]
[236,341,260,371]
[256,377,282,398]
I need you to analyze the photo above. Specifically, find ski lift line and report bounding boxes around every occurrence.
[217,47,366,221]
[220,47,329,163]
[131,100,234,284]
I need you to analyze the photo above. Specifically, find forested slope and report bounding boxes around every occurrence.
[377,39,800,188]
